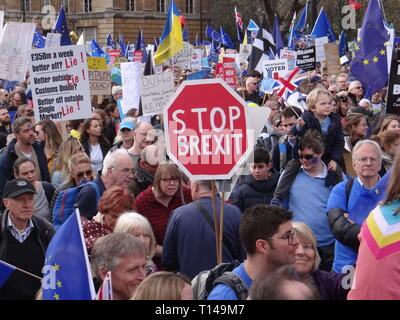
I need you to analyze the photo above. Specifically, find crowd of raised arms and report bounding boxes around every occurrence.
[0,59,399,301]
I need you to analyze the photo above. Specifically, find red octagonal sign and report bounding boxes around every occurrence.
[164,79,252,180]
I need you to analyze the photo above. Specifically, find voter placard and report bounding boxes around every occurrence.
[29,45,91,122]
[263,59,289,79]
[140,71,174,116]
[87,57,111,96]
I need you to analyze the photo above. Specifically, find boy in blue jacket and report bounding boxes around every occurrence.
[271,87,345,206]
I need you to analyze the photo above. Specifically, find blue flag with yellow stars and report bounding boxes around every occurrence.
[91,39,105,57]
[52,5,71,46]
[350,0,389,97]
[32,28,46,48]
[42,210,95,300]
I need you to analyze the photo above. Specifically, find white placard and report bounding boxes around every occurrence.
[315,37,329,62]
[280,48,297,71]
[239,44,252,63]
[0,11,4,36]
[28,45,91,122]
[121,62,142,111]
[0,22,36,82]
[45,33,61,48]
[166,42,193,68]
[191,49,202,71]
[222,54,240,69]
[263,59,289,79]
[140,71,174,116]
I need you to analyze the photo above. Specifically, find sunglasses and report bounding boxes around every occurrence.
[299,154,315,160]
[76,170,93,178]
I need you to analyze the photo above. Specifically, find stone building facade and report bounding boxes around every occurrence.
[1,0,209,46]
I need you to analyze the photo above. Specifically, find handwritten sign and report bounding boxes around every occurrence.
[87,57,111,95]
[28,45,91,122]
[0,22,36,82]
[121,62,141,112]
[140,72,174,116]
[315,37,329,62]
[45,33,61,48]
[166,42,193,68]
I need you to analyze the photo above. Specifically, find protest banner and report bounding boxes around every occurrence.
[140,71,174,116]
[121,62,141,113]
[133,51,143,63]
[222,54,240,69]
[225,49,238,54]
[87,57,111,96]
[191,49,202,71]
[295,35,316,71]
[386,48,400,115]
[280,48,297,71]
[263,59,289,79]
[324,42,341,75]
[45,33,61,48]
[222,57,236,88]
[215,63,224,79]
[109,50,120,64]
[239,44,252,63]
[0,22,36,82]
[315,37,329,62]
[166,42,193,68]
[0,11,4,34]
[28,45,91,122]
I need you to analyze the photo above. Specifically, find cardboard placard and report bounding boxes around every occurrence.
[87,57,111,96]
[324,42,341,76]
[140,71,174,116]
[28,45,91,122]
[315,37,329,62]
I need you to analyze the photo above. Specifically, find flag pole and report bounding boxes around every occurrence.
[0,260,42,281]
[211,180,221,264]
[218,191,225,265]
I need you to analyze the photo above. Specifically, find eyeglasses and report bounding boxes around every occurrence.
[267,229,297,245]
[113,166,135,175]
[121,128,132,133]
[76,170,93,178]
[355,157,379,164]
[299,153,315,160]
[160,178,179,184]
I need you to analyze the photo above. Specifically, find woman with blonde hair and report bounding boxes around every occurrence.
[115,212,157,275]
[372,129,400,176]
[134,163,192,270]
[51,137,85,188]
[378,114,400,134]
[131,271,192,300]
[293,222,349,300]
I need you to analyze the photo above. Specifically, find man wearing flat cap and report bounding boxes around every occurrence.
[0,179,55,300]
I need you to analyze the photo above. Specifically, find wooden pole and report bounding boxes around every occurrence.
[218,191,225,265]
[211,180,220,265]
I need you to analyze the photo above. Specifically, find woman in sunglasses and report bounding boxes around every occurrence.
[49,153,94,215]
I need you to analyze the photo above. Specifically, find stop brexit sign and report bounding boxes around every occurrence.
[164,79,251,180]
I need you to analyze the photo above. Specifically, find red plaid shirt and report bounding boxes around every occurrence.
[135,185,192,247]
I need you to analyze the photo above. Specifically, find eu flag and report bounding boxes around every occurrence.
[0,260,16,287]
[91,39,105,57]
[311,7,336,42]
[273,15,284,57]
[119,34,127,58]
[42,210,95,300]
[32,28,46,48]
[339,30,348,58]
[135,29,148,63]
[350,0,389,96]
[52,5,71,46]
[220,27,234,48]
[206,25,221,44]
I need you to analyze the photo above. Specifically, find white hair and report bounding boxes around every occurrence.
[352,139,383,162]
[102,148,131,176]
[112,86,122,95]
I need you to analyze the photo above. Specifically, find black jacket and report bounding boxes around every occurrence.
[0,210,55,260]
[327,207,361,252]
[231,174,279,212]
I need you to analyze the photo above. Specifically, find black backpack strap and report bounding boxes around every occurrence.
[213,271,248,300]
[345,178,354,211]
[194,201,239,259]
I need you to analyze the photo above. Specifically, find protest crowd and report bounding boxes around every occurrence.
[1,0,400,302]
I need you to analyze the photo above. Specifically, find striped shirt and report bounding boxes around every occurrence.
[7,216,34,243]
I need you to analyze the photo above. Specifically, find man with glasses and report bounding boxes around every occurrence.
[0,89,10,108]
[327,140,382,273]
[76,149,135,221]
[336,73,349,91]
[128,121,154,167]
[207,204,298,300]
[284,131,340,271]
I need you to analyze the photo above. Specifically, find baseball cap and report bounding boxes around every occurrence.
[310,76,322,83]
[3,179,36,198]
[119,120,136,131]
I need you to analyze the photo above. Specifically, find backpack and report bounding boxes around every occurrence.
[52,181,100,230]
[191,260,248,300]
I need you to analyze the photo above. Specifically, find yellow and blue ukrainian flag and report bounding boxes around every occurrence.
[154,0,184,66]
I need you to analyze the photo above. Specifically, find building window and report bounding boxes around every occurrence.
[157,0,165,13]
[127,0,135,11]
[21,0,31,12]
[43,0,50,6]
[84,0,92,12]
[185,0,193,14]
